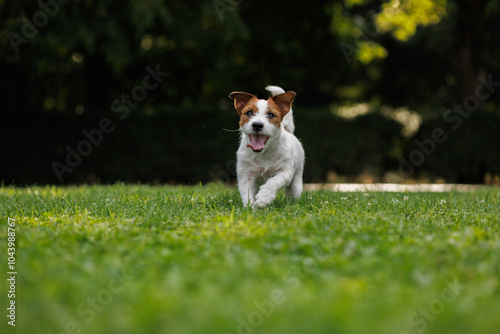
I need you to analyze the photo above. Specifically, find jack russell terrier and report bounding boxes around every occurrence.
[229,85,305,208]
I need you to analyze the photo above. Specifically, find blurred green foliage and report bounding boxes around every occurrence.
[1,0,499,183]
[376,0,447,41]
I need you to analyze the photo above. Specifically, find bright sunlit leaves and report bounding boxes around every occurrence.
[333,0,448,64]
[375,0,448,41]
[357,41,388,64]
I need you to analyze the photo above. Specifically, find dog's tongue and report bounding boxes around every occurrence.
[248,135,266,151]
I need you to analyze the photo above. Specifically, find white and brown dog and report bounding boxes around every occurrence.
[229,85,305,208]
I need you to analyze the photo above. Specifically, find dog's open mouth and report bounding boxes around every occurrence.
[247,134,270,152]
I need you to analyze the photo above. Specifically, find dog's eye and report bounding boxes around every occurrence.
[267,112,276,119]
[244,110,254,117]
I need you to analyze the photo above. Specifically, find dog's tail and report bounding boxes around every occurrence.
[265,85,286,96]
[265,85,295,134]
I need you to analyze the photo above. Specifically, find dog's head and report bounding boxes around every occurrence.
[228,90,295,153]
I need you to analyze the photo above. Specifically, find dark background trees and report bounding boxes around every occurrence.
[1,0,499,185]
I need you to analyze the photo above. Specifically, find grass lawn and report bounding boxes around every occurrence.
[1,184,499,334]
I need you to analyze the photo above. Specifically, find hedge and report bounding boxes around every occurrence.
[2,107,498,185]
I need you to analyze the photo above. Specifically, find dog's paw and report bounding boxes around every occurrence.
[241,198,253,207]
[254,189,276,208]
[253,200,266,208]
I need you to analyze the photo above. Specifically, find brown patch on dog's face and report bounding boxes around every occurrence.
[267,91,295,127]
[238,100,260,128]
[228,92,261,128]
[265,100,284,127]
[228,92,258,115]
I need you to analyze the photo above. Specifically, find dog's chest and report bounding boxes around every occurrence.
[238,154,285,179]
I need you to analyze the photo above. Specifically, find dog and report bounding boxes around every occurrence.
[228,85,305,208]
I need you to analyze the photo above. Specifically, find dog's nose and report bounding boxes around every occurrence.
[252,122,264,131]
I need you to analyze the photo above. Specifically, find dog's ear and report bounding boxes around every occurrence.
[228,92,256,115]
[271,91,296,116]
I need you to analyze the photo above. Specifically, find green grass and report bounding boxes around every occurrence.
[1,184,499,334]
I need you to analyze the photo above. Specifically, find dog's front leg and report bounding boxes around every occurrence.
[238,174,257,207]
[254,171,293,208]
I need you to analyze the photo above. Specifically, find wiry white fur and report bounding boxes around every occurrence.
[237,86,304,208]
[266,85,295,134]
